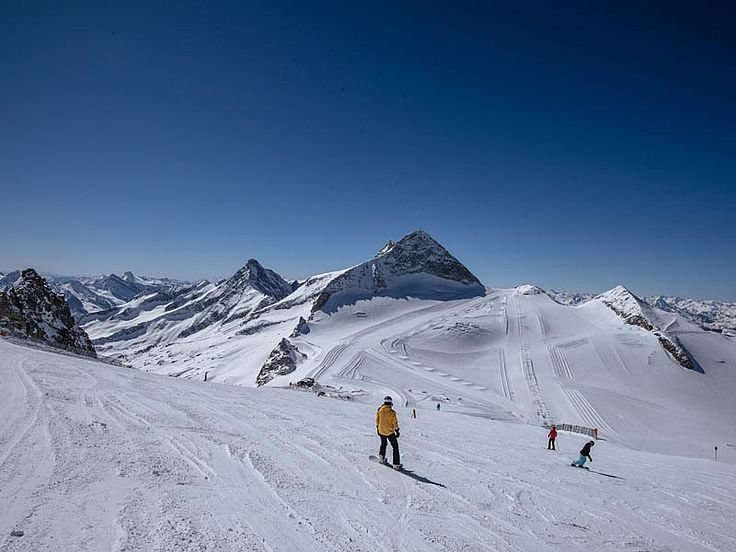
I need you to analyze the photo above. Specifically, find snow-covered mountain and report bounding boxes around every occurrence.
[82,231,486,383]
[645,294,736,334]
[587,285,701,372]
[0,269,95,356]
[550,288,736,334]
[547,289,595,305]
[0,270,21,290]
[37,272,194,320]
[311,230,484,313]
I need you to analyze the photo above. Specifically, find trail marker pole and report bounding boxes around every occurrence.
[715,446,718,462]
[412,408,417,419]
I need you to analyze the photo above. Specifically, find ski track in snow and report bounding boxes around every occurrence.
[513,292,553,424]
[547,345,575,380]
[498,348,514,401]
[2,339,736,551]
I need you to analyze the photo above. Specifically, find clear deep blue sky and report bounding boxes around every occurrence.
[1,2,734,299]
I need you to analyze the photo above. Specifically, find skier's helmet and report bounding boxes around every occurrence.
[589,440,595,446]
[383,396,393,405]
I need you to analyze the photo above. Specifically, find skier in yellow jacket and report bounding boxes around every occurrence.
[376,396,402,469]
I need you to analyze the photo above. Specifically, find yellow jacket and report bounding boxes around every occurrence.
[376,404,399,436]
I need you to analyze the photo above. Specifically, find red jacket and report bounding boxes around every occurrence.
[548,428,557,439]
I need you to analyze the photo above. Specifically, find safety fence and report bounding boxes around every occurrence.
[550,423,599,440]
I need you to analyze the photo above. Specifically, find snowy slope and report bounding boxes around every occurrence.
[280,287,736,461]
[2,338,735,552]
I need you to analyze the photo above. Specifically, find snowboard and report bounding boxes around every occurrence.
[570,464,590,470]
[369,455,405,471]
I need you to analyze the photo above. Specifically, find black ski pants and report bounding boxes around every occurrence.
[548,438,556,450]
[379,433,400,465]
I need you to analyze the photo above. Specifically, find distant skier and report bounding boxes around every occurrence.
[547,426,557,450]
[376,396,402,470]
[571,440,595,467]
[436,402,441,411]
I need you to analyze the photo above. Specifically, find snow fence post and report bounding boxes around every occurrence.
[592,428,598,440]
[715,446,718,461]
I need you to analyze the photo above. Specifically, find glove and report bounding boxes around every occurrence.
[395,429,400,438]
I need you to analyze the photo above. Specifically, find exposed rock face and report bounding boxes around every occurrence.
[0,269,96,356]
[256,338,306,386]
[312,230,484,313]
[230,259,294,301]
[594,286,701,372]
[290,316,310,337]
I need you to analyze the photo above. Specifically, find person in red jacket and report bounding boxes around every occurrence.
[547,426,558,450]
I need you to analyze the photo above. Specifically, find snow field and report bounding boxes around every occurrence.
[2,339,736,551]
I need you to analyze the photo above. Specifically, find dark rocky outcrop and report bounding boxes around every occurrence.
[290,317,310,337]
[256,338,306,386]
[0,268,96,356]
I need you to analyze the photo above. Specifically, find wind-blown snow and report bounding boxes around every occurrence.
[1,339,735,551]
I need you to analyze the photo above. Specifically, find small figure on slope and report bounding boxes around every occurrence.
[436,402,441,411]
[571,440,595,467]
[547,426,557,450]
[376,396,402,470]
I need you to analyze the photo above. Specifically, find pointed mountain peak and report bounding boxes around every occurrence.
[228,259,292,300]
[375,230,442,258]
[596,285,646,310]
[593,284,656,330]
[121,271,137,282]
[375,230,482,286]
[312,230,484,313]
[607,284,637,297]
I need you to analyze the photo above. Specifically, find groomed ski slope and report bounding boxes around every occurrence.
[286,288,736,461]
[2,339,735,551]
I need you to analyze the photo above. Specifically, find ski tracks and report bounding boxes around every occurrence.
[547,345,575,380]
[560,387,614,434]
[515,295,553,425]
[498,348,514,401]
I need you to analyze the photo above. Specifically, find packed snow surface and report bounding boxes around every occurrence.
[2,339,736,551]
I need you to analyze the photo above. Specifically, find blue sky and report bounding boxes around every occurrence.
[1,2,734,299]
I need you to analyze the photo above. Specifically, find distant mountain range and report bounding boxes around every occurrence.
[547,290,736,334]
[1,230,734,384]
